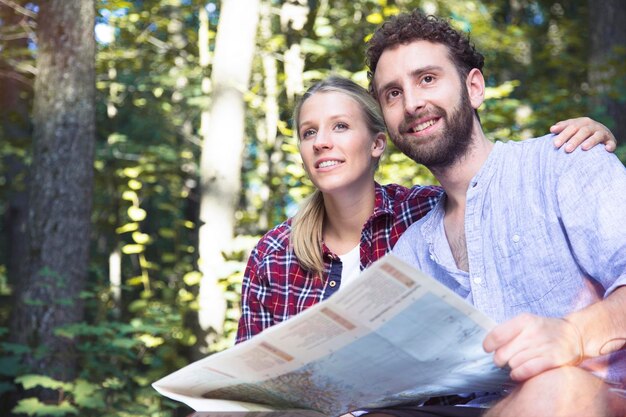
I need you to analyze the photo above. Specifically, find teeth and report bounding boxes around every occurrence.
[412,119,437,133]
[318,160,340,168]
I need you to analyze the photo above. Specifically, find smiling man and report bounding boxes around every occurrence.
[364,10,626,417]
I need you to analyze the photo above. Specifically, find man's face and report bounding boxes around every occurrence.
[373,40,475,169]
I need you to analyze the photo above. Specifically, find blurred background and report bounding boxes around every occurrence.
[1,0,625,415]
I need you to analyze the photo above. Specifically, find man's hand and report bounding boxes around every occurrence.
[483,313,584,381]
[551,117,617,153]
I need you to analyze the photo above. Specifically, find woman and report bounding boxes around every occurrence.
[236,76,616,343]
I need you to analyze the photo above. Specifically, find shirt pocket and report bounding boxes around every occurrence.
[495,222,565,309]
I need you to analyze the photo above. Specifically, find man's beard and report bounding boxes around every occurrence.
[389,88,475,170]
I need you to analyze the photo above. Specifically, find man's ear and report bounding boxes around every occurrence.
[372,132,387,157]
[466,68,485,110]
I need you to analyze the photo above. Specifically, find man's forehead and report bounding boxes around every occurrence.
[373,41,453,85]
[378,41,451,70]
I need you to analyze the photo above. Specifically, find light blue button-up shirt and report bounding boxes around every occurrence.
[394,136,626,383]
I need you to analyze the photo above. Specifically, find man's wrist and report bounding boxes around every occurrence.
[560,317,585,365]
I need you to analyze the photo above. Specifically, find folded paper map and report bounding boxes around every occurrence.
[153,254,512,416]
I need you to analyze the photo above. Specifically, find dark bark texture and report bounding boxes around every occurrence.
[9,0,96,385]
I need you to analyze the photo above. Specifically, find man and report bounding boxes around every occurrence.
[366,10,626,417]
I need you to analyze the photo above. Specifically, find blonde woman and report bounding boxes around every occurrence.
[236,76,616,343]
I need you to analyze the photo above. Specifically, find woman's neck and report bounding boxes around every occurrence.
[322,181,376,255]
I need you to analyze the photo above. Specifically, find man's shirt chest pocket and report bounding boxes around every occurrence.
[494,222,565,308]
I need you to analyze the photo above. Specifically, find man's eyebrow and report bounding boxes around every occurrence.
[410,65,444,78]
[375,79,397,98]
[376,65,444,97]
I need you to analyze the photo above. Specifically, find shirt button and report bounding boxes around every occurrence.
[429,254,435,261]
[329,281,337,287]
[473,277,482,284]
[512,234,520,243]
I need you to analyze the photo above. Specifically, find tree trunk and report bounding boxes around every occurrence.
[588,0,626,143]
[9,0,96,388]
[197,0,260,352]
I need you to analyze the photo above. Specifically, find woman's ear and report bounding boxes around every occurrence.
[372,132,387,158]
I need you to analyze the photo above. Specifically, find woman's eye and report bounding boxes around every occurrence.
[302,129,316,139]
[335,122,348,130]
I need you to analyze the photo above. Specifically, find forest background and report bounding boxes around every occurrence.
[0,0,625,416]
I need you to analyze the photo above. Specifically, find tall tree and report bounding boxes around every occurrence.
[9,0,96,389]
[197,0,260,351]
[588,0,626,144]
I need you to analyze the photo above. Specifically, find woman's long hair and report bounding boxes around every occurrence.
[290,76,386,276]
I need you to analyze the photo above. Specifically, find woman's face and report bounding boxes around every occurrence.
[298,91,386,196]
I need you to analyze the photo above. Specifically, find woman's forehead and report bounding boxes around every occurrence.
[300,91,362,119]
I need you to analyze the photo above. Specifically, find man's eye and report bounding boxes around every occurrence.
[386,90,401,100]
[422,75,435,84]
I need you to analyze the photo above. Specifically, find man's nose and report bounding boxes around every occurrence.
[403,89,426,116]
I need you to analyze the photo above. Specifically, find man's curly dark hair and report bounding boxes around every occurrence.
[366,10,484,97]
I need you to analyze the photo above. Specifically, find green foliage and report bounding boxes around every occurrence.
[2,305,187,416]
[11,375,107,415]
[0,353,24,376]
[13,398,78,417]
[16,375,71,391]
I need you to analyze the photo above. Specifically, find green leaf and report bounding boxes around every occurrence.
[111,337,140,349]
[16,374,71,391]
[23,298,45,307]
[0,342,31,355]
[116,222,140,234]
[301,39,328,56]
[128,299,148,313]
[38,266,61,279]
[55,297,75,306]
[365,12,383,24]
[122,243,145,254]
[72,380,106,409]
[183,271,202,286]
[127,206,147,222]
[0,357,25,376]
[54,323,112,339]
[12,397,78,416]
[101,377,125,390]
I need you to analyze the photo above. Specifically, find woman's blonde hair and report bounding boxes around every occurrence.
[290,76,386,275]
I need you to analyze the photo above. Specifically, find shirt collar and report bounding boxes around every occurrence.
[371,182,396,219]
[420,196,446,246]
[469,141,503,189]
[322,242,339,259]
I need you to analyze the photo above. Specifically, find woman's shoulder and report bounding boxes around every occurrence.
[250,218,293,258]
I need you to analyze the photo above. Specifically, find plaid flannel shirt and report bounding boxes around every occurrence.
[236,182,443,343]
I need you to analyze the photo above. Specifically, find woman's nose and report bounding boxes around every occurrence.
[313,130,332,151]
